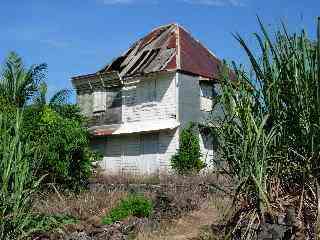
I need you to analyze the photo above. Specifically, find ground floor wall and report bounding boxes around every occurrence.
[91,129,179,175]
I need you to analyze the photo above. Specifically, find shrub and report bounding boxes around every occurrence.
[23,106,100,190]
[102,195,153,225]
[171,123,206,174]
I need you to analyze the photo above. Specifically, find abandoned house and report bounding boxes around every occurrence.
[71,23,224,174]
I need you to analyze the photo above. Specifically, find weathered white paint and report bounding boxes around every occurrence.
[177,72,220,169]
[77,93,93,117]
[97,129,178,174]
[122,72,177,122]
[112,119,179,135]
[87,72,179,174]
[177,72,201,127]
[158,129,179,172]
[200,82,214,112]
[92,91,107,113]
[79,71,222,174]
[199,132,214,168]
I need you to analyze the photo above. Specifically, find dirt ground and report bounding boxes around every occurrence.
[136,197,230,240]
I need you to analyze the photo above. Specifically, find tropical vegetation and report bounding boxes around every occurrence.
[210,17,320,238]
[0,52,98,239]
[171,123,206,174]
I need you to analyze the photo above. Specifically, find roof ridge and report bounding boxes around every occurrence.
[176,24,181,70]
[149,22,179,32]
[177,24,218,60]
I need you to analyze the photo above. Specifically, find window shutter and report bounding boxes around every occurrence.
[93,91,107,113]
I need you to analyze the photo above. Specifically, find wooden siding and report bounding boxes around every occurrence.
[97,129,178,174]
[177,72,201,128]
[122,73,177,123]
[77,93,93,117]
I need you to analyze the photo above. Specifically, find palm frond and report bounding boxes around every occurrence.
[0,52,47,107]
[49,89,71,106]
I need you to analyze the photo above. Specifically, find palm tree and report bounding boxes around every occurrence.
[33,81,71,109]
[0,52,47,107]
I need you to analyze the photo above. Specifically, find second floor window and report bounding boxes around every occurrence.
[142,79,156,103]
[93,91,107,113]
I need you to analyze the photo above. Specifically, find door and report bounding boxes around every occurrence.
[122,134,140,174]
[141,133,159,174]
[105,136,122,173]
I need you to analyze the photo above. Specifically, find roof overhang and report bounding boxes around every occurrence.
[91,119,180,136]
[72,71,122,92]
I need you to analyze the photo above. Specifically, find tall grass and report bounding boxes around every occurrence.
[211,17,320,237]
[0,111,43,239]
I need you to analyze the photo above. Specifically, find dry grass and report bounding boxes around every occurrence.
[93,170,232,190]
[32,190,127,221]
[135,195,231,240]
[31,173,233,239]
[92,169,161,185]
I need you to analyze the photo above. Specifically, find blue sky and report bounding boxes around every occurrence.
[0,0,319,100]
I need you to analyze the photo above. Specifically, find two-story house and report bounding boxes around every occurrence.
[71,23,223,174]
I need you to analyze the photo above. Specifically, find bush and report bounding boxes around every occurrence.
[171,123,206,174]
[102,195,153,225]
[23,106,100,190]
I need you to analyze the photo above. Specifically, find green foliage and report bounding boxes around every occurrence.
[0,96,17,122]
[0,111,44,240]
[0,51,98,190]
[102,195,153,225]
[23,106,99,190]
[32,81,71,111]
[0,52,47,107]
[211,17,320,226]
[28,214,78,233]
[171,123,206,174]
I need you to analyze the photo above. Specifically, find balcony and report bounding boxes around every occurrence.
[88,108,122,127]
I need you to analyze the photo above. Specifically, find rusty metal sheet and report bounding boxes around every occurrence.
[74,23,226,81]
[178,26,221,79]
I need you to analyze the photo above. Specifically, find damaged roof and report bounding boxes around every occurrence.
[73,23,223,81]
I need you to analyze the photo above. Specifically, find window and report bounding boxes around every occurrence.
[143,79,156,103]
[200,83,221,112]
[124,86,137,106]
[93,91,107,113]
[200,83,213,98]
[108,90,122,109]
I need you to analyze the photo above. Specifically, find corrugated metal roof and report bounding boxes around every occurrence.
[72,23,225,81]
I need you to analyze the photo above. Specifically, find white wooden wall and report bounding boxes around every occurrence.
[83,72,224,174]
[95,129,179,175]
[177,72,220,170]
[89,72,179,175]
[122,72,177,123]
[177,72,201,127]
[77,92,93,117]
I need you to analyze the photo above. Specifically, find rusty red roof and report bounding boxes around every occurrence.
[73,23,225,81]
